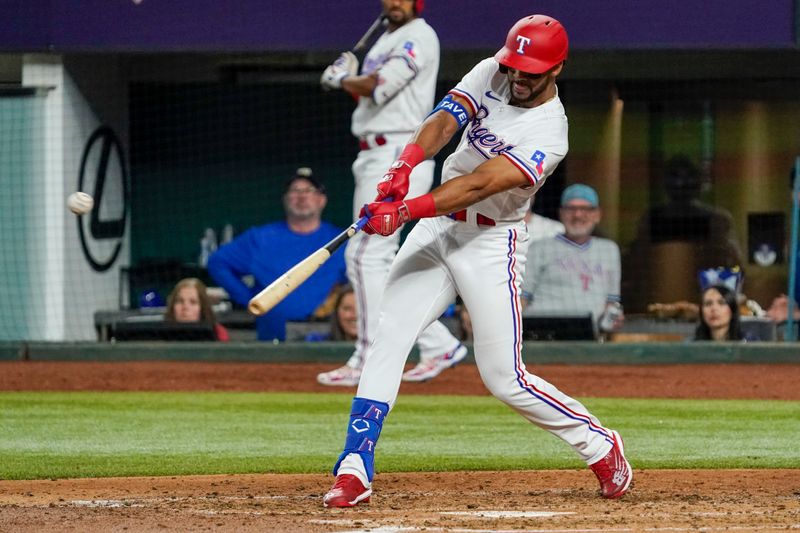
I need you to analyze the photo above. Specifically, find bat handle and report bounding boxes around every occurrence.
[355,215,370,231]
[355,196,394,231]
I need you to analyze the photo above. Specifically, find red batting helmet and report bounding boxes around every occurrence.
[415,0,425,14]
[494,14,568,74]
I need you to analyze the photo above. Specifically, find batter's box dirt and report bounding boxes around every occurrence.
[0,470,798,532]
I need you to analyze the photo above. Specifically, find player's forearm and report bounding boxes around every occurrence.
[374,112,462,204]
[427,160,530,215]
[427,174,494,215]
[341,73,379,97]
[408,112,462,160]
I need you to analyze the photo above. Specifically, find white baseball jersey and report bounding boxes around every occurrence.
[351,18,439,137]
[523,234,622,322]
[443,58,569,223]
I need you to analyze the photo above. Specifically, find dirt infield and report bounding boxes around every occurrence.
[1,361,799,532]
[3,360,800,399]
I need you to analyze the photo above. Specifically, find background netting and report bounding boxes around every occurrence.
[1,52,798,341]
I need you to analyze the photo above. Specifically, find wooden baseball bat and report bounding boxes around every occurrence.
[247,216,370,316]
[352,14,387,53]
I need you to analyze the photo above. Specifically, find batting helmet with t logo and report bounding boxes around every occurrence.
[494,14,568,75]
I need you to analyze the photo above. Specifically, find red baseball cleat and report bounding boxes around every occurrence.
[589,430,633,499]
[323,474,372,508]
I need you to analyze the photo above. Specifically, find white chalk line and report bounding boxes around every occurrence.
[65,494,287,506]
[441,511,575,518]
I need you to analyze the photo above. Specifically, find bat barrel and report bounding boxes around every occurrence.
[248,300,269,315]
[247,248,332,316]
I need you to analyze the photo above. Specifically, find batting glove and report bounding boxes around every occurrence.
[375,144,426,202]
[320,52,359,90]
[360,194,436,236]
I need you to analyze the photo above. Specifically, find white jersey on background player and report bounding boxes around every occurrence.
[318,0,465,387]
[323,15,632,508]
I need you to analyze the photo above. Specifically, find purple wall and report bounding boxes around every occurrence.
[1,0,795,51]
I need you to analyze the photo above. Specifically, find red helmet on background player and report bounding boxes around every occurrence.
[415,0,425,13]
[494,14,568,74]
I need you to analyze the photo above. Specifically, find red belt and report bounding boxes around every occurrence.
[358,134,387,151]
[449,209,496,226]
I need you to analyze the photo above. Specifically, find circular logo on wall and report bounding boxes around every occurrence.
[77,126,130,272]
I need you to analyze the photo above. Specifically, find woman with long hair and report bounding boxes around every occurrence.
[306,284,358,342]
[164,277,229,342]
[694,284,743,341]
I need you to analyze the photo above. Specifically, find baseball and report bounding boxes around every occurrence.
[67,192,94,215]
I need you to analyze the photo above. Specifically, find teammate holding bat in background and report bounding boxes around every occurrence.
[323,14,632,507]
[317,0,466,386]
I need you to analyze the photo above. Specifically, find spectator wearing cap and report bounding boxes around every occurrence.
[207,168,347,341]
[521,183,624,334]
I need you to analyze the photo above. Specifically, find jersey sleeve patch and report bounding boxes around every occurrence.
[501,151,541,185]
[403,40,417,59]
[530,150,546,175]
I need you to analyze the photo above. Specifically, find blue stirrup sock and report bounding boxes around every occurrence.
[332,397,389,482]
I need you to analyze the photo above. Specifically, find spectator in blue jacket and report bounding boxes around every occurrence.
[207,168,347,341]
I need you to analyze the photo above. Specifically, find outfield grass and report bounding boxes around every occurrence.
[0,392,798,480]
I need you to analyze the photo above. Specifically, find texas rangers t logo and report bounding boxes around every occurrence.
[515,35,531,54]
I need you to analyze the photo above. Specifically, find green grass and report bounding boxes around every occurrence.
[0,392,798,480]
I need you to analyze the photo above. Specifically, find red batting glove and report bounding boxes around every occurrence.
[375,144,425,202]
[360,194,436,236]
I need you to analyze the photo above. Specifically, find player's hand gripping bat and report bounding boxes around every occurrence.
[321,14,386,90]
[247,207,380,316]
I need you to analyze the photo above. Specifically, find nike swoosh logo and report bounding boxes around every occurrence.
[485,91,502,102]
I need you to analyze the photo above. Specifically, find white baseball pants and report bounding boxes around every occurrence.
[356,216,615,464]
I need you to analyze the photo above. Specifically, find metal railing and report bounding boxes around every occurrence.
[786,156,800,341]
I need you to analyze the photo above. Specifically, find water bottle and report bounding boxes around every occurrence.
[221,223,234,245]
[198,236,210,268]
[198,227,218,268]
[205,227,218,252]
[599,302,623,332]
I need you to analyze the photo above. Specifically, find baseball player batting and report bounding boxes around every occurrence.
[318,0,466,386]
[323,14,633,508]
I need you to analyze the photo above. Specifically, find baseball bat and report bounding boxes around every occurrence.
[352,14,387,53]
[247,216,371,316]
